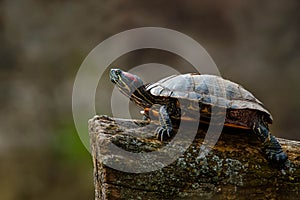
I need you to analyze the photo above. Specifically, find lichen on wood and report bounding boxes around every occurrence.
[89,115,300,200]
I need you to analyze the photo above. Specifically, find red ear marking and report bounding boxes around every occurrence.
[123,72,138,83]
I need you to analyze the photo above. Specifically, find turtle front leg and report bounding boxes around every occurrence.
[155,105,173,141]
[252,121,288,167]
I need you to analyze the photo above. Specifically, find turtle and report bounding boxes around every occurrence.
[109,68,288,166]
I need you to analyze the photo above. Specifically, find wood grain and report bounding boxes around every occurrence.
[89,115,300,200]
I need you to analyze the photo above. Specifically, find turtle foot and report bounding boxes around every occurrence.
[266,150,288,168]
[155,126,173,141]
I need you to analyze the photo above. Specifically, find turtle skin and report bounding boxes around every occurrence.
[110,69,288,167]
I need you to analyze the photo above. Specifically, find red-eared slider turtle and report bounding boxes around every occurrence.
[110,69,288,166]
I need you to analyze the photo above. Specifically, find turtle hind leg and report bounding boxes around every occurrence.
[252,121,288,167]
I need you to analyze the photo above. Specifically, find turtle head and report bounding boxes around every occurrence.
[110,69,144,97]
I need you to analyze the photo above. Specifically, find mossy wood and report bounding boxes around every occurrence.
[89,115,300,200]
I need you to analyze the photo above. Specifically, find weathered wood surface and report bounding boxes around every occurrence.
[89,115,300,200]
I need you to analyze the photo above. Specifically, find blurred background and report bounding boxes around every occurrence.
[1,0,299,199]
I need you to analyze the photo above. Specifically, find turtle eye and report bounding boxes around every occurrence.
[115,69,122,75]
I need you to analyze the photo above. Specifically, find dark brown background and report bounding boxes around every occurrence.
[1,0,299,199]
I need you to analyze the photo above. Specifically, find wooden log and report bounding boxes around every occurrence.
[89,115,300,200]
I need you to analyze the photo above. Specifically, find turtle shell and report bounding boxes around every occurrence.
[145,74,272,127]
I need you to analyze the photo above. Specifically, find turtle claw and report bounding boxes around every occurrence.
[155,126,173,141]
[267,150,288,167]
